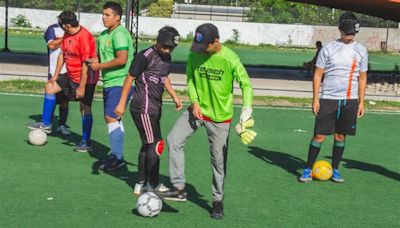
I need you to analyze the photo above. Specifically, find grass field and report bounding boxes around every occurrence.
[0,93,399,227]
[0,33,399,72]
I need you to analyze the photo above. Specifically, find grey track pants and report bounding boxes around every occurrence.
[167,110,231,201]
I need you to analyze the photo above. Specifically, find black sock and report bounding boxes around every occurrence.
[332,140,345,169]
[59,106,68,126]
[306,140,322,168]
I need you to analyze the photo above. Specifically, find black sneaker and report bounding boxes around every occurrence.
[100,154,126,171]
[158,187,187,202]
[211,201,224,220]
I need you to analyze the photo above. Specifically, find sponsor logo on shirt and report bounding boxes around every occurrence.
[198,66,224,81]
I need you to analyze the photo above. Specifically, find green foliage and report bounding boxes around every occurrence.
[148,0,174,18]
[246,0,397,27]
[10,14,32,28]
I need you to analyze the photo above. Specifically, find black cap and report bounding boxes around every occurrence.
[157,26,180,48]
[191,23,219,53]
[339,12,360,35]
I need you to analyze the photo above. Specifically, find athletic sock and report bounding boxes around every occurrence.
[59,106,69,126]
[332,140,345,169]
[82,114,93,144]
[306,139,322,168]
[42,93,56,126]
[107,121,124,160]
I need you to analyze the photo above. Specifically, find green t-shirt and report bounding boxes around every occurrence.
[98,25,134,87]
[186,45,253,122]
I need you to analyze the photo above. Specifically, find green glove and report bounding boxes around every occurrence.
[235,118,257,145]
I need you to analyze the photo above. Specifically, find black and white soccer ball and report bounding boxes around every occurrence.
[136,192,162,217]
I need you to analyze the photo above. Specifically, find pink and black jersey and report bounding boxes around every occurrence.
[129,47,171,114]
[61,26,99,84]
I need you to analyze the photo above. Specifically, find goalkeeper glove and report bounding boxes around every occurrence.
[235,118,257,145]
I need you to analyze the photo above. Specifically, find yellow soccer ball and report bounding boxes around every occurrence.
[312,160,333,181]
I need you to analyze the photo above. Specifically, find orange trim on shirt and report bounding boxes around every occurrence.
[346,59,357,99]
[202,115,232,124]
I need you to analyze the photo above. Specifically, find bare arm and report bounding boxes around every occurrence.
[51,53,64,81]
[47,38,63,50]
[312,67,324,115]
[114,74,135,117]
[165,77,182,111]
[357,71,367,118]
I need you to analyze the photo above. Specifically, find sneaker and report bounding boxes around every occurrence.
[331,169,344,183]
[157,183,170,192]
[27,122,52,134]
[299,168,313,183]
[56,125,71,135]
[158,187,187,202]
[73,141,93,153]
[211,201,224,220]
[99,154,126,171]
[133,182,146,196]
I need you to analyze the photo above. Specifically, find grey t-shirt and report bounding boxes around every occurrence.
[316,40,368,100]
[129,46,171,114]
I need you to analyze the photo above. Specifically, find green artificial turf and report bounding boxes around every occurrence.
[0,93,399,227]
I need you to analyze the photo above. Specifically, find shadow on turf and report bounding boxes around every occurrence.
[248,146,305,178]
[28,114,211,214]
[325,156,400,182]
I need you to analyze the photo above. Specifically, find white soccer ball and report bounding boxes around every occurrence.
[136,192,162,217]
[28,129,47,146]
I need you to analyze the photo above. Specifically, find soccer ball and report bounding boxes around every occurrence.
[28,129,47,146]
[136,192,162,217]
[312,160,333,181]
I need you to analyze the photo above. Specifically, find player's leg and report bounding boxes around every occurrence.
[27,77,63,133]
[299,99,337,183]
[100,86,134,170]
[331,99,358,183]
[160,110,202,201]
[55,74,70,135]
[204,121,230,220]
[73,84,96,152]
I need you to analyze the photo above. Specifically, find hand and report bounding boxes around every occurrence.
[48,76,58,85]
[312,99,320,115]
[76,86,85,99]
[173,97,183,111]
[114,102,126,117]
[191,102,203,120]
[357,103,365,118]
[235,118,257,145]
[86,58,100,71]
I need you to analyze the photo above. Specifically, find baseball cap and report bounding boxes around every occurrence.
[191,23,219,53]
[339,12,360,35]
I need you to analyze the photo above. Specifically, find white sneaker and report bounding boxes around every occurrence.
[56,125,71,135]
[157,183,170,192]
[133,183,144,196]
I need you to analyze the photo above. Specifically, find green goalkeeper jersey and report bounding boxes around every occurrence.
[186,45,253,122]
[98,25,134,88]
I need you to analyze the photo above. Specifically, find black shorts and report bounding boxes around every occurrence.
[314,99,358,136]
[56,75,96,107]
[48,73,69,105]
[131,111,162,145]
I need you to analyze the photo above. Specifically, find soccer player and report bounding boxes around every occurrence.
[299,12,368,183]
[28,21,70,135]
[159,23,255,220]
[86,1,134,170]
[28,11,99,152]
[114,27,182,195]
